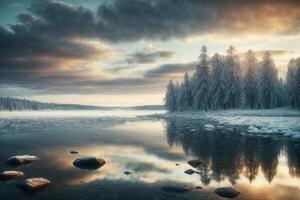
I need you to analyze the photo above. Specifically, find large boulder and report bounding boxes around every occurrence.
[124,171,132,175]
[6,155,38,165]
[70,150,79,154]
[0,171,24,181]
[215,187,240,198]
[73,156,106,170]
[21,178,50,191]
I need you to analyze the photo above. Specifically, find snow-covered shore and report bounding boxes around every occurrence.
[149,107,300,138]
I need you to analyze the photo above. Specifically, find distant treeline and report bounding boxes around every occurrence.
[0,97,101,111]
[0,96,164,111]
[164,45,300,112]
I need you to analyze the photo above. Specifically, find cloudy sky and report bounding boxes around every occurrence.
[1,0,300,106]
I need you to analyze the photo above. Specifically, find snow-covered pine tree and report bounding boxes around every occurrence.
[176,83,184,111]
[193,45,210,111]
[275,77,287,107]
[295,62,300,108]
[286,59,298,108]
[242,50,258,109]
[224,46,242,109]
[258,51,278,109]
[180,72,193,110]
[209,53,226,109]
[164,80,177,112]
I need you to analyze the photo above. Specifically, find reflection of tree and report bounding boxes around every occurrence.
[165,118,299,185]
[243,137,260,182]
[287,141,300,177]
[258,137,281,182]
[211,132,243,185]
[166,120,177,147]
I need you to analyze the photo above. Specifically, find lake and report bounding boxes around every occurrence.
[0,110,299,200]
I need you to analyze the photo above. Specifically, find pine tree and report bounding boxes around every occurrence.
[176,83,184,111]
[242,50,258,109]
[193,45,210,111]
[258,51,278,109]
[164,80,177,112]
[180,72,193,110]
[286,59,298,108]
[295,64,300,108]
[209,53,226,109]
[224,46,242,108]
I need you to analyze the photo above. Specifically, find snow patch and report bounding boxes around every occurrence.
[153,108,300,138]
[204,124,215,131]
[247,126,259,133]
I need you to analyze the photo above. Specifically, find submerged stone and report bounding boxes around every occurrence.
[21,178,50,191]
[124,171,132,175]
[184,169,196,175]
[215,187,240,198]
[0,171,24,181]
[70,150,79,154]
[161,183,193,193]
[187,159,206,168]
[73,156,105,170]
[7,155,38,165]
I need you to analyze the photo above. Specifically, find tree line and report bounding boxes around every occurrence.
[164,45,300,112]
[0,96,100,111]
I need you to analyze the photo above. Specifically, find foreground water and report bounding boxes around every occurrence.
[0,110,299,200]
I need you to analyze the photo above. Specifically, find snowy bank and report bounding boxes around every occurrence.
[149,107,300,138]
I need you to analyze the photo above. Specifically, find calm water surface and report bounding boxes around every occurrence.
[0,110,299,200]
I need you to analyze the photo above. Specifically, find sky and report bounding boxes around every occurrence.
[1,0,300,106]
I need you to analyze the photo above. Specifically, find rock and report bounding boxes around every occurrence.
[161,183,193,193]
[184,169,196,175]
[0,171,24,181]
[21,178,50,191]
[215,187,240,198]
[187,159,206,168]
[175,163,180,166]
[7,155,38,165]
[70,150,79,154]
[73,156,105,170]
[124,171,132,175]
[195,186,202,189]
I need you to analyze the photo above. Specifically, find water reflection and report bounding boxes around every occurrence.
[165,119,300,185]
[1,113,300,200]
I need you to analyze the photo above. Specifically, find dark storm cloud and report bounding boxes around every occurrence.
[1,0,300,95]
[144,62,196,78]
[4,0,300,43]
[125,50,174,64]
[0,60,194,95]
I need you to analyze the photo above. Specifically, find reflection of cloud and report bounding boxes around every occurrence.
[51,143,300,200]
[124,160,168,173]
